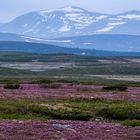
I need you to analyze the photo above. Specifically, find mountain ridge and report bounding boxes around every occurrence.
[0,6,140,38]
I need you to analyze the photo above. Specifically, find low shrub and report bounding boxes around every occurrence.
[4,80,20,89]
[40,83,61,88]
[102,83,127,91]
[31,106,92,120]
[96,107,140,121]
[36,79,53,84]
[29,79,53,84]
[50,110,92,121]
[56,79,77,83]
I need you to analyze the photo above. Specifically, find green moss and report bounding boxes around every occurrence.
[121,120,140,126]
[0,98,139,121]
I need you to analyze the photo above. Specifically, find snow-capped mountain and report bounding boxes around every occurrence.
[0,6,108,38]
[0,7,140,39]
[101,10,140,35]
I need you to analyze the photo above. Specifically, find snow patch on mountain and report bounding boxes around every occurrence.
[25,39,31,42]
[65,13,94,24]
[24,21,41,33]
[21,36,44,41]
[83,43,92,45]
[23,24,28,27]
[96,16,107,20]
[107,22,126,26]
[40,6,85,14]
[96,26,115,33]
[22,36,72,43]
[58,23,71,32]
[81,52,86,55]
[109,18,122,21]
[96,21,126,33]
[118,14,140,20]
[46,40,72,43]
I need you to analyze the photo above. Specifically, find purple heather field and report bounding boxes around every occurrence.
[0,83,139,139]
[0,120,139,140]
[0,83,139,102]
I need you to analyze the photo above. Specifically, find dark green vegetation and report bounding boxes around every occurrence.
[102,83,127,91]
[0,51,139,62]
[122,120,140,126]
[4,80,20,89]
[39,83,61,89]
[0,98,139,125]
[0,51,97,62]
[0,52,140,86]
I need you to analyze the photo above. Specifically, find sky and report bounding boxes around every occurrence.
[0,0,140,22]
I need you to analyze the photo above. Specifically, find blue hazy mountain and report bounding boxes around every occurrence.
[0,41,140,56]
[0,33,26,41]
[45,34,140,52]
[0,6,140,38]
[0,23,3,27]
[0,33,140,52]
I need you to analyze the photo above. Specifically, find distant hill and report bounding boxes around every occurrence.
[46,34,140,52]
[0,33,140,52]
[0,41,140,56]
[0,33,25,42]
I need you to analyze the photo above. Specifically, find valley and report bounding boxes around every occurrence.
[0,51,139,140]
[0,73,140,139]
